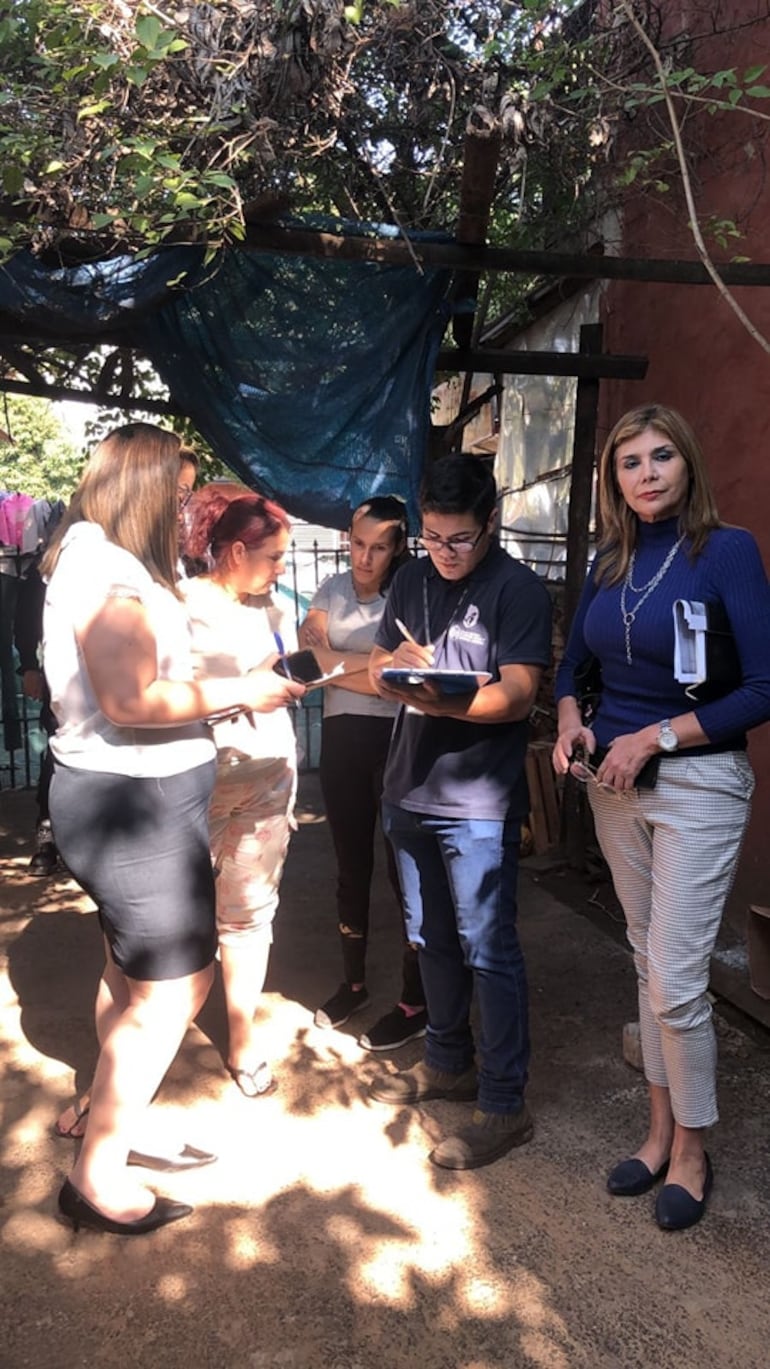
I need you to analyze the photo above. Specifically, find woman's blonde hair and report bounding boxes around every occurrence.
[594,403,721,585]
[41,423,183,593]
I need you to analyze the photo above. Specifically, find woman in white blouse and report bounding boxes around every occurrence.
[182,483,302,1097]
[43,427,303,1235]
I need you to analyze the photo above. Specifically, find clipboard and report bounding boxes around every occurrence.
[381,667,491,696]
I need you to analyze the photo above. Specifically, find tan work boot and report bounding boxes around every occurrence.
[368,1059,477,1105]
[429,1105,534,1170]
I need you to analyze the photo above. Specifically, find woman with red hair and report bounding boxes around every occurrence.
[182,483,300,1096]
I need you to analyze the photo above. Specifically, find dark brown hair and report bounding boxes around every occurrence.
[350,494,410,588]
[41,423,182,592]
[595,403,721,585]
[178,445,200,473]
[420,454,497,524]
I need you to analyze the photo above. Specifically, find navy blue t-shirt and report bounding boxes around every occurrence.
[376,541,552,820]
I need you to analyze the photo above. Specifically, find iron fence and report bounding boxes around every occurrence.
[2,534,564,790]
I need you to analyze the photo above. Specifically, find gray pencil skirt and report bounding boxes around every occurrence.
[50,758,217,982]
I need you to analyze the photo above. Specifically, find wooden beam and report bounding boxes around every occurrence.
[243,223,770,286]
[563,323,603,873]
[436,348,648,379]
[564,324,602,633]
[0,376,179,415]
[453,111,502,351]
[0,330,648,385]
[456,112,502,247]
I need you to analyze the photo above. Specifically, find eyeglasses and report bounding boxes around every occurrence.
[570,754,615,793]
[418,526,486,557]
[178,487,193,510]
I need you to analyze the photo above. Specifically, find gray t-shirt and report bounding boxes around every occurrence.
[310,569,399,720]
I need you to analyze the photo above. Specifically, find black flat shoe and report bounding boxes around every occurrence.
[58,1178,192,1235]
[607,1156,670,1196]
[655,1153,713,1231]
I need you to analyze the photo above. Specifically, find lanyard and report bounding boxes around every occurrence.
[422,575,471,658]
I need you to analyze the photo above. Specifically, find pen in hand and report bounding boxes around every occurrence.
[395,618,433,657]
[273,628,301,705]
[395,618,418,645]
[273,630,291,678]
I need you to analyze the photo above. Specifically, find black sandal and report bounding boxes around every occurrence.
[54,1096,90,1139]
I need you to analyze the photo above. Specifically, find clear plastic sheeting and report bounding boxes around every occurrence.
[496,286,601,578]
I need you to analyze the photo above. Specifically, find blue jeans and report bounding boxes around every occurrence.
[382,803,528,1114]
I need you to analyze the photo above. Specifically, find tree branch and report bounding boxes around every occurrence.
[619,0,770,356]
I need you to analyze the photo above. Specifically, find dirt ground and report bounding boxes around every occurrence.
[2,775,770,1369]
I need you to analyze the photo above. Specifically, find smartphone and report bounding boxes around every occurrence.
[272,649,333,685]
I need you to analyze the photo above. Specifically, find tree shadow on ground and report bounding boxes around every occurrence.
[5,786,770,1366]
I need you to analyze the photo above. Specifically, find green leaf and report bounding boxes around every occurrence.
[78,100,110,120]
[203,172,236,189]
[43,159,65,174]
[665,68,695,86]
[153,30,184,51]
[135,15,162,51]
[710,69,738,89]
[744,65,767,83]
[2,165,23,195]
[92,52,119,70]
[746,85,770,99]
[125,65,150,87]
[174,190,206,209]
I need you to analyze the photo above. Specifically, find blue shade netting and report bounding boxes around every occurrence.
[0,223,453,529]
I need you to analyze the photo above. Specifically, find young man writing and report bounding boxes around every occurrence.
[368,455,552,1170]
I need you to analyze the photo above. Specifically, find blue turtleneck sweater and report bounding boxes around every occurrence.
[556,517,770,751]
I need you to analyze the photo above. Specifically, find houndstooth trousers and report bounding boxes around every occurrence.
[589,751,754,1128]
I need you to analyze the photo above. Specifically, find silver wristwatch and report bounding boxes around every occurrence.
[657,719,679,753]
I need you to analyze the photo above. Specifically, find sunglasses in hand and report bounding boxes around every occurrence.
[569,745,615,792]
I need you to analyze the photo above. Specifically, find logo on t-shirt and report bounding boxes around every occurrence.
[448,602,485,647]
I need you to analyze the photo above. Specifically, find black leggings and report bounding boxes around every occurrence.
[319,714,422,1005]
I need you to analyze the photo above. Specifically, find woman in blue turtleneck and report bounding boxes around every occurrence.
[553,403,770,1232]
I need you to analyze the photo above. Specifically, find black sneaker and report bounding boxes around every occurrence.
[314,983,369,1030]
[29,821,59,877]
[359,1005,428,1052]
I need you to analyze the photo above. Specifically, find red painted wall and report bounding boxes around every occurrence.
[599,2,770,920]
